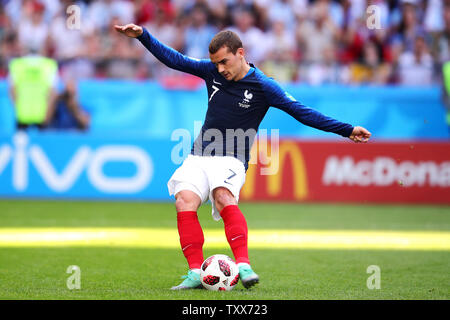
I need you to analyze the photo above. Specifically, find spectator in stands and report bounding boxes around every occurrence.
[349,38,392,84]
[346,0,368,25]
[296,0,338,64]
[173,0,227,28]
[390,0,425,59]
[225,0,261,29]
[17,0,49,55]
[261,19,297,82]
[184,4,217,59]
[228,7,268,65]
[49,0,95,82]
[301,44,348,85]
[86,0,134,32]
[82,32,107,78]
[103,16,140,79]
[265,0,297,32]
[46,79,90,131]
[134,0,156,26]
[0,17,20,78]
[205,0,228,29]
[424,0,444,33]
[142,7,184,79]
[144,7,181,49]
[335,0,364,65]
[0,4,12,42]
[430,3,450,64]
[397,34,434,85]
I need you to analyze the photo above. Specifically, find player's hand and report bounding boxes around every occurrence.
[349,126,371,143]
[114,24,143,38]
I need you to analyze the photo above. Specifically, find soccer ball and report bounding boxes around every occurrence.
[200,254,240,291]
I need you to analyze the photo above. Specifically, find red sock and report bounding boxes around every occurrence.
[220,205,250,264]
[177,211,204,269]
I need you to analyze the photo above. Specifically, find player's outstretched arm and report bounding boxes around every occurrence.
[262,77,371,141]
[114,24,212,79]
[348,126,371,143]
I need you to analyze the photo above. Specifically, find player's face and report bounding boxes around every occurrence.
[210,46,244,81]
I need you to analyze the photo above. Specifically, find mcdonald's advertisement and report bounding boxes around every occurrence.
[0,132,448,204]
[241,139,450,204]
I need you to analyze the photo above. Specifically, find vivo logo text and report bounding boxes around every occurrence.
[0,133,153,193]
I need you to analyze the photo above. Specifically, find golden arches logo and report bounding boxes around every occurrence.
[241,139,308,200]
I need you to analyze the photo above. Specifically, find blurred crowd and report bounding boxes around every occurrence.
[1,0,450,86]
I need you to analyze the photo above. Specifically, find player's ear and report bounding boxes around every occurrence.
[236,47,245,58]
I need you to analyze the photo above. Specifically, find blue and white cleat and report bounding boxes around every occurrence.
[170,270,203,290]
[238,264,259,289]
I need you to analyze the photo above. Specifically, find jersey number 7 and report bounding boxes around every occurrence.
[209,85,220,102]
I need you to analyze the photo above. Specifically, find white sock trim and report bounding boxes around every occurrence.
[237,263,250,268]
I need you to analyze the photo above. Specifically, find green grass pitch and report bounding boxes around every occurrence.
[0,200,448,300]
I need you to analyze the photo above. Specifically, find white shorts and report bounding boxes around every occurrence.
[167,155,246,221]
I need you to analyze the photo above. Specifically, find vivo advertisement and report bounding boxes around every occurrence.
[0,132,177,200]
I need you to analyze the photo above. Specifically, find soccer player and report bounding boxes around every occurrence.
[115,24,371,290]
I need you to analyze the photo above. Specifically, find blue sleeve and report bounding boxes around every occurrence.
[261,77,354,137]
[136,27,213,79]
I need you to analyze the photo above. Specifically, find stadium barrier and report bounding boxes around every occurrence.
[1,81,449,139]
[242,139,450,204]
[0,132,448,204]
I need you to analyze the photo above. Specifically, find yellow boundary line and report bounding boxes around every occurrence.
[0,228,449,250]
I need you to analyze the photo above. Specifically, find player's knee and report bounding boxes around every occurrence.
[213,187,237,212]
[175,191,201,212]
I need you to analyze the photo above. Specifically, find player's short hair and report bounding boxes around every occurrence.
[209,30,243,55]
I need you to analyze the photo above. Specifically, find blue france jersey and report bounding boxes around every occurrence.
[137,28,354,170]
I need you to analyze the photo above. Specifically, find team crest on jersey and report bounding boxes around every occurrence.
[239,90,253,108]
